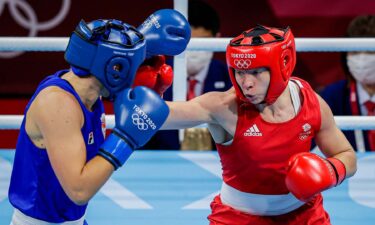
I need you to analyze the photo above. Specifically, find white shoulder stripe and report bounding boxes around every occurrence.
[288,81,301,115]
[292,79,304,88]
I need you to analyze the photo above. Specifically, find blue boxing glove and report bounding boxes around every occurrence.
[138,9,191,57]
[98,86,169,170]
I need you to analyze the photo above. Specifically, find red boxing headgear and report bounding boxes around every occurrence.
[226,25,296,104]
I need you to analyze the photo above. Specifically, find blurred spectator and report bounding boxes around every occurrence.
[320,15,375,152]
[142,0,232,150]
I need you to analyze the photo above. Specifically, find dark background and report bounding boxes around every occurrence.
[0,0,374,147]
[1,0,375,95]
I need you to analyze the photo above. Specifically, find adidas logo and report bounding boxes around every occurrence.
[244,124,262,136]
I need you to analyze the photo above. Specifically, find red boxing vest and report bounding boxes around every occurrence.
[216,77,321,194]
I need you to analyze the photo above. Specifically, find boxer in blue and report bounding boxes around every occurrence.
[8,9,190,225]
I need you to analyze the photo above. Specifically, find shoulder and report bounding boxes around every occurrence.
[220,88,237,106]
[201,88,236,104]
[198,88,237,118]
[314,92,338,133]
[31,86,83,125]
[35,86,79,108]
[315,93,332,117]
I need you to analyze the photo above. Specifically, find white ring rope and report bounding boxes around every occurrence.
[0,37,375,52]
[0,115,374,130]
[1,36,375,134]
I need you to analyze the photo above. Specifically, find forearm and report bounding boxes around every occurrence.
[63,156,114,205]
[316,130,357,179]
[332,149,357,178]
[316,96,358,178]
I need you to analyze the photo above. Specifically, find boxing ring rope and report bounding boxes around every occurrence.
[1,115,375,131]
[1,37,375,142]
[1,37,375,52]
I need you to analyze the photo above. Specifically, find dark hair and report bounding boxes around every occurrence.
[188,0,220,35]
[347,15,375,37]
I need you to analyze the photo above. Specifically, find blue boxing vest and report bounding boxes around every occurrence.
[8,70,105,223]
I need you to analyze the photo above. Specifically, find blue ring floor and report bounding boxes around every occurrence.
[0,150,374,225]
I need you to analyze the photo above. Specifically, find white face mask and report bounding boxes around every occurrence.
[186,51,213,76]
[347,53,375,85]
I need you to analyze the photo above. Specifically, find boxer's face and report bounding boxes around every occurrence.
[235,67,270,104]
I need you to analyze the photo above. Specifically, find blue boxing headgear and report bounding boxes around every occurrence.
[65,19,146,99]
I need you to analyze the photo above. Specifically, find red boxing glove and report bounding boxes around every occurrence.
[285,152,346,202]
[132,55,173,96]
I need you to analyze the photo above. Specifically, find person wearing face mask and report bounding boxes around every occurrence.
[141,0,232,150]
[320,15,375,152]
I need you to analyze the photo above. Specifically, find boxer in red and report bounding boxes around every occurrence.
[161,25,357,225]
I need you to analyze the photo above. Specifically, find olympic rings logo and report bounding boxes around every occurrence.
[234,59,251,69]
[0,0,71,58]
[131,113,149,131]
